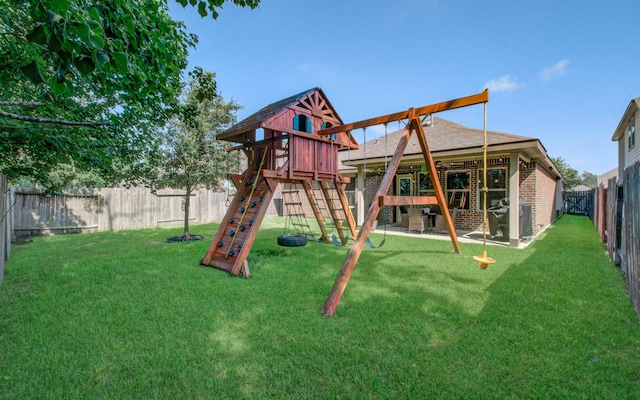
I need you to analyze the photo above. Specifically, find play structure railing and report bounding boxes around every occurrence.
[232,129,350,184]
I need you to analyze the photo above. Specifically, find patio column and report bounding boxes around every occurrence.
[357,165,365,226]
[509,153,520,247]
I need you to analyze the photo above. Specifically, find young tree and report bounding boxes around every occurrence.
[158,68,241,240]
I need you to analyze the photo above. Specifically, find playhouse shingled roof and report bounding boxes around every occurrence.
[218,87,343,142]
[340,117,561,178]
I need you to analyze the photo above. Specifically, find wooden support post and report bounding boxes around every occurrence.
[411,118,461,253]
[334,182,358,238]
[321,126,413,316]
[319,181,352,243]
[229,174,244,190]
[301,180,330,242]
[241,260,250,277]
[356,165,365,226]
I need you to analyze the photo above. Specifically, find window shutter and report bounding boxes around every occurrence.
[293,115,300,131]
[306,117,312,133]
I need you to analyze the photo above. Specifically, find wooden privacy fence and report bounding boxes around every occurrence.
[622,163,640,318]
[593,182,609,242]
[602,163,640,319]
[0,174,13,285]
[605,176,622,261]
[13,186,279,236]
[563,190,594,219]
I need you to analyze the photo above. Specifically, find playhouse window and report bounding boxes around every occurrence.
[478,167,507,209]
[322,122,336,141]
[293,114,312,133]
[446,171,470,210]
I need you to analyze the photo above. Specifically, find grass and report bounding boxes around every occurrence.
[1,215,639,399]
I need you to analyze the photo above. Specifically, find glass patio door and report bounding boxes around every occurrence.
[396,174,413,221]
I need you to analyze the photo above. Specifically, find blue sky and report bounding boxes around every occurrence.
[169,0,639,176]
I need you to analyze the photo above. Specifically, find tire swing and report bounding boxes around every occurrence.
[277,233,307,247]
[473,97,496,269]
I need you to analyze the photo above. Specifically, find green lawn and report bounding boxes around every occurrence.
[1,215,639,399]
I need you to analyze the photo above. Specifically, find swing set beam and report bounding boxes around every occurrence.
[318,91,488,136]
[321,91,489,316]
[378,195,438,206]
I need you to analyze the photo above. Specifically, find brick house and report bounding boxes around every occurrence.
[341,117,564,247]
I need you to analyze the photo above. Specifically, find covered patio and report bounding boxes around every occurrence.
[369,222,535,249]
[341,116,564,248]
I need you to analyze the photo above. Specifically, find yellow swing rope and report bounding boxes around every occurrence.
[473,95,496,269]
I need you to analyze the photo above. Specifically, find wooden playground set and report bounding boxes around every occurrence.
[200,88,492,316]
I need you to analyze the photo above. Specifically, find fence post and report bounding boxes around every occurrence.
[0,174,11,285]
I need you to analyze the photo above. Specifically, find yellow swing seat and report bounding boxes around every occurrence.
[473,250,495,269]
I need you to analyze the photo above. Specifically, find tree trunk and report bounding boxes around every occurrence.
[183,185,191,239]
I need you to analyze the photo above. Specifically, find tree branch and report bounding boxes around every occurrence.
[0,109,111,127]
[0,101,45,107]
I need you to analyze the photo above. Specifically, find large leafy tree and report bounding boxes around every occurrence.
[580,171,597,189]
[550,156,599,190]
[1,0,259,190]
[158,68,241,239]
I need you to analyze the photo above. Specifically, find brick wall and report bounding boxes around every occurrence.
[356,158,558,235]
[533,163,559,234]
[519,160,560,235]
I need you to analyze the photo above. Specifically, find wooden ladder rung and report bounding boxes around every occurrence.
[295,231,315,237]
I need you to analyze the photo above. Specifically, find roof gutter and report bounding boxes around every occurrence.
[612,98,639,141]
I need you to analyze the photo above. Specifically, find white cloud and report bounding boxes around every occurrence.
[482,75,525,92]
[295,62,337,78]
[540,59,569,82]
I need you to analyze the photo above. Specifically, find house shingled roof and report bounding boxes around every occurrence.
[339,116,561,178]
[344,117,536,161]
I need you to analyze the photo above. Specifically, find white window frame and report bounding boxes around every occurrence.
[446,170,470,210]
[477,167,507,211]
[628,114,636,150]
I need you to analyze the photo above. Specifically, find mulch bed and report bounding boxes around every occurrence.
[164,234,204,243]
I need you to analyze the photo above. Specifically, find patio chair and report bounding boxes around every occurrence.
[434,208,458,233]
[407,208,424,234]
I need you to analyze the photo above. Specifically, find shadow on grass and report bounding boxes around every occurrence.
[217,217,640,398]
[311,216,640,398]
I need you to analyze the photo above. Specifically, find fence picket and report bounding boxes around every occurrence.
[12,186,279,236]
